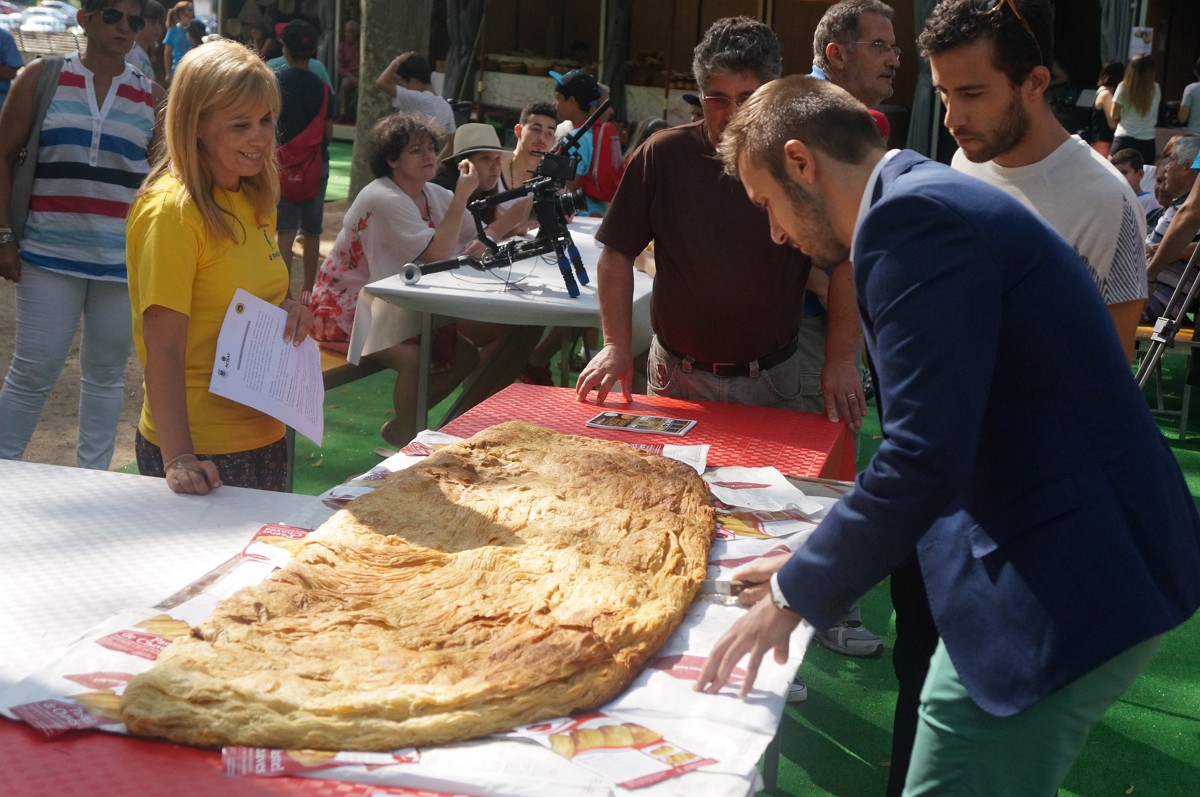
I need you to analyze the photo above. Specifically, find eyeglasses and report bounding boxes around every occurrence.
[699,92,755,111]
[975,0,1044,67]
[403,142,438,157]
[91,7,145,33]
[840,40,902,58]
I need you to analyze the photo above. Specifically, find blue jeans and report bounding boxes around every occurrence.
[0,265,131,469]
[646,334,819,412]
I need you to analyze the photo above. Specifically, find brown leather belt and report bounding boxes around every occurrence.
[664,337,798,377]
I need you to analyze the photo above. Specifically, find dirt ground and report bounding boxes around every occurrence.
[0,199,348,470]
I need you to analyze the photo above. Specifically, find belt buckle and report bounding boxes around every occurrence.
[712,361,738,377]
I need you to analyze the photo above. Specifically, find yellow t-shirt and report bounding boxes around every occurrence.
[127,174,289,454]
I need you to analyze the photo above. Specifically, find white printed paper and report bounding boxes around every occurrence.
[704,466,824,515]
[209,289,324,445]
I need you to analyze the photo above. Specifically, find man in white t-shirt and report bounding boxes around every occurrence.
[921,0,1146,362]
[375,51,456,134]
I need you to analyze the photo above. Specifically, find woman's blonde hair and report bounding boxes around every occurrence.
[1122,55,1157,117]
[141,39,280,241]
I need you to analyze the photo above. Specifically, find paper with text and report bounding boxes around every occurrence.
[209,289,324,445]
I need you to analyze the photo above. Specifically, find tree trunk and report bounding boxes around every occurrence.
[351,0,435,200]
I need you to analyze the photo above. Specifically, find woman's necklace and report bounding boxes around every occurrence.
[419,188,431,222]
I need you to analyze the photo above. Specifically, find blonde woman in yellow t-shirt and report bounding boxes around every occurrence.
[127,40,313,494]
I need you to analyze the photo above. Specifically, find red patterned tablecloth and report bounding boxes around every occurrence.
[442,384,857,482]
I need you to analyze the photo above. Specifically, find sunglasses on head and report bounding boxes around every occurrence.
[974,0,1044,67]
[91,7,146,33]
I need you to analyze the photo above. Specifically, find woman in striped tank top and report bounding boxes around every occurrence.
[0,0,162,470]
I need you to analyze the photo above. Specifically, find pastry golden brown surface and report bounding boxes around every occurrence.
[119,422,714,751]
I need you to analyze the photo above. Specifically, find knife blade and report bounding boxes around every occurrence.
[700,579,745,598]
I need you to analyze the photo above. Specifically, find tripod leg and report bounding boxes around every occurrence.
[1138,243,1200,389]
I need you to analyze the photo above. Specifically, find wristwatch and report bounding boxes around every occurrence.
[0,229,15,247]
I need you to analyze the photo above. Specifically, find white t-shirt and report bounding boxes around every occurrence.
[1113,80,1161,140]
[1181,81,1200,134]
[391,85,457,134]
[952,136,1147,307]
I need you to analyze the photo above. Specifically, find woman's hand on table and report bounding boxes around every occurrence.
[281,297,314,345]
[164,454,223,495]
[575,343,632,404]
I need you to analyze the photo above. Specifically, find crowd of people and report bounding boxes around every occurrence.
[0,1,1199,793]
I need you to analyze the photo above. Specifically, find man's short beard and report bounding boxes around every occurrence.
[782,179,850,270]
[962,90,1031,163]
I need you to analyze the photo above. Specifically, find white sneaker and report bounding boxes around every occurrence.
[786,676,808,703]
[814,621,883,657]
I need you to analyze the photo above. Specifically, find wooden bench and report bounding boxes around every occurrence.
[283,348,384,492]
[1135,323,1197,439]
[11,30,84,63]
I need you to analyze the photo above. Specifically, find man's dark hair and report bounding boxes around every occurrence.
[142,0,165,24]
[83,0,147,13]
[368,113,446,178]
[398,54,434,85]
[520,101,557,124]
[692,16,782,88]
[918,0,1052,88]
[1109,148,1145,172]
[813,0,895,70]
[719,76,884,185]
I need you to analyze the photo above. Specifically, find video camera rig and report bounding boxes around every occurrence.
[400,98,612,298]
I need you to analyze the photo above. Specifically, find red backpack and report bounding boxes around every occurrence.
[580,121,624,203]
[276,85,329,203]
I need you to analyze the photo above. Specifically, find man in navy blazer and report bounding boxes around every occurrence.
[695,76,1200,794]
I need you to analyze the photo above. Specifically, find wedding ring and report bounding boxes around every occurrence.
[847,392,857,399]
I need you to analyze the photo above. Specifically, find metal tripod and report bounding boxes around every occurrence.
[1135,242,1200,389]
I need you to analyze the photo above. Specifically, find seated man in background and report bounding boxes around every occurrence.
[1144,134,1200,324]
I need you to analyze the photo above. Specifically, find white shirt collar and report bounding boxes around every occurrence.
[851,149,901,263]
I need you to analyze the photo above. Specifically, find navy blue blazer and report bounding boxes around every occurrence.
[777,150,1200,716]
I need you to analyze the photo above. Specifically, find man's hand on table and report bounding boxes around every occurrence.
[575,343,633,404]
[822,357,866,430]
[729,553,789,605]
[694,590,802,699]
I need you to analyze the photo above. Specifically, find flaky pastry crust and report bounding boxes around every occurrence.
[120,422,714,751]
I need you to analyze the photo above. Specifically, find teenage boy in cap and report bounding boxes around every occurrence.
[551,68,607,216]
[376,51,456,134]
[275,18,333,297]
[680,93,704,123]
[265,22,332,87]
